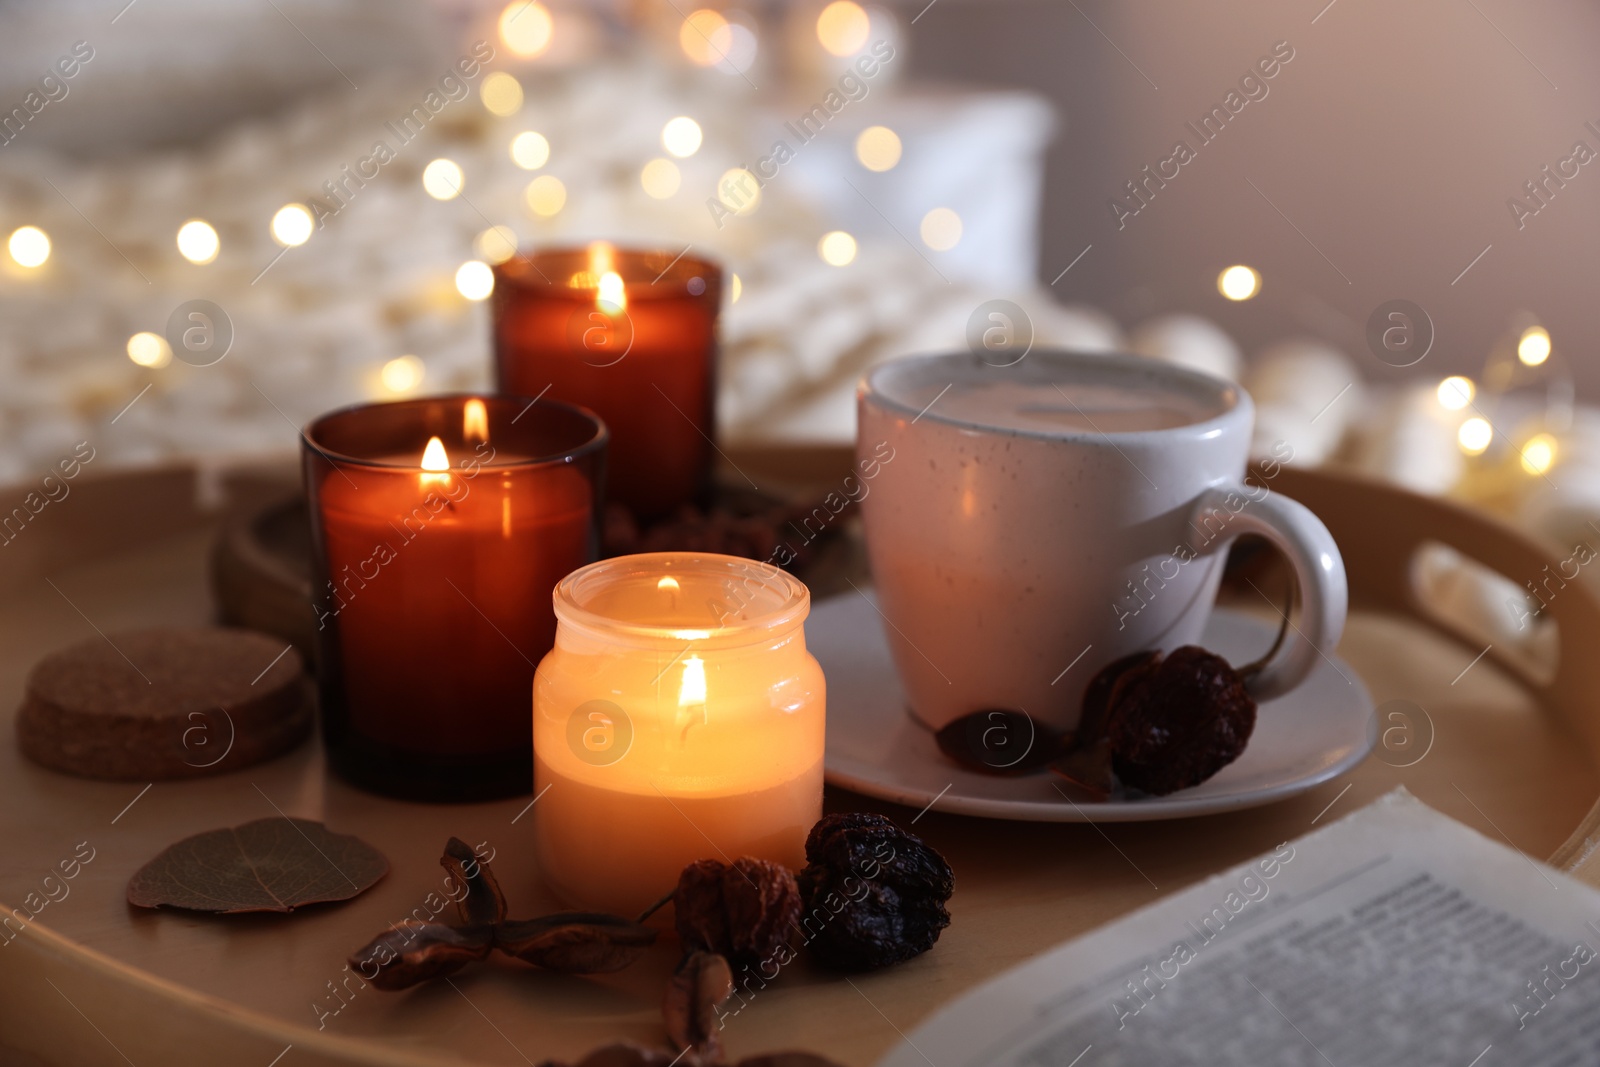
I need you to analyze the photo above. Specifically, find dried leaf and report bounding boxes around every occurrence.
[935,710,1063,776]
[440,836,506,926]
[496,913,658,973]
[126,817,387,913]
[664,951,734,1063]
[737,1055,849,1067]
[348,921,494,990]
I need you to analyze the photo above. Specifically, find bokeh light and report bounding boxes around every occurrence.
[730,273,742,303]
[1217,264,1261,301]
[662,116,703,158]
[1436,376,1475,411]
[510,131,550,170]
[920,208,962,251]
[7,226,50,268]
[476,225,519,264]
[855,126,901,172]
[455,260,494,301]
[1518,326,1551,367]
[525,175,567,216]
[1521,432,1557,475]
[499,1,553,58]
[817,1,870,56]
[270,204,314,248]
[680,10,733,66]
[716,168,761,214]
[127,331,172,368]
[641,158,682,199]
[422,159,464,200]
[480,72,525,117]
[1458,417,1492,456]
[176,219,220,265]
[381,355,425,394]
[819,231,857,266]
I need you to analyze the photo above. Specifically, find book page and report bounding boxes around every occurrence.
[878,790,1600,1067]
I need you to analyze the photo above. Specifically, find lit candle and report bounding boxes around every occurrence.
[492,244,722,520]
[533,553,825,914]
[303,394,607,800]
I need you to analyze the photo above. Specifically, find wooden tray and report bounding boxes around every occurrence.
[3,454,1600,1067]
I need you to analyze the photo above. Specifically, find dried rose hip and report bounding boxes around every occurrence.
[796,813,954,971]
[1103,645,1256,796]
[934,710,1063,776]
[673,857,801,972]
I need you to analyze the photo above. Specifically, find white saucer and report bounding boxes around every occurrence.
[812,590,1375,822]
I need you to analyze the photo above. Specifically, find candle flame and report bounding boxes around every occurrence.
[678,655,707,707]
[464,398,489,443]
[658,576,680,592]
[597,271,626,313]
[588,242,626,313]
[420,436,451,487]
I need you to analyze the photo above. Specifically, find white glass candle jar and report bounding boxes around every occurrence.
[533,553,826,914]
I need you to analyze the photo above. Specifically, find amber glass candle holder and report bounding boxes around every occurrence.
[492,244,722,521]
[532,553,826,915]
[303,394,606,801]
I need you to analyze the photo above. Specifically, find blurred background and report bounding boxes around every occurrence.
[3,0,1599,579]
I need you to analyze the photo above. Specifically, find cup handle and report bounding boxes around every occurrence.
[1187,484,1349,701]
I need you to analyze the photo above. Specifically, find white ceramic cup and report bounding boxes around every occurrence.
[856,350,1347,731]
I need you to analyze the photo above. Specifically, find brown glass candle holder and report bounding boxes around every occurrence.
[302,394,606,801]
[492,244,722,521]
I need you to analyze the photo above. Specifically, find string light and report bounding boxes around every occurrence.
[7,226,50,268]
[1436,376,1475,411]
[126,331,172,368]
[819,231,857,266]
[510,131,550,170]
[422,159,464,200]
[1458,417,1492,456]
[641,158,681,199]
[381,355,425,394]
[1518,326,1551,367]
[455,261,494,301]
[480,72,524,117]
[855,126,901,172]
[475,225,519,264]
[270,204,314,248]
[1217,265,1261,301]
[816,1,869,56]
[176,219,219,265]
[662,117,703,158]
[524,175,567,217]
[679,10,732,66]
[920,208,962,251]
[499,1,553,58]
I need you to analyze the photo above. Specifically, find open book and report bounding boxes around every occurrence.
[878,790,1600,1066]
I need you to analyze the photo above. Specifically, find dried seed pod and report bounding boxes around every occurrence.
[934,710,1063,776]
[664,951,734,1063]
[797,813,954,972]
[440,837,506,926]
[347,921,494,990]
[1104,645,1256,796]
[674,858,801,972]
[1051,651,1160,796]
[495,913,657,973]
